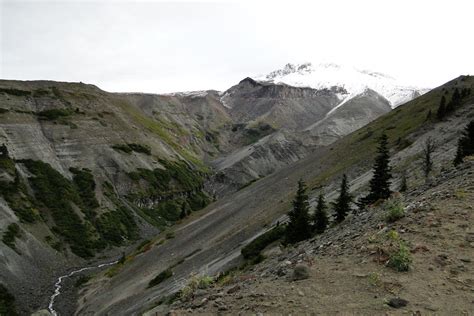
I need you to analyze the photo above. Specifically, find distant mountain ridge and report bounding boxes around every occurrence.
[254,62,429,107]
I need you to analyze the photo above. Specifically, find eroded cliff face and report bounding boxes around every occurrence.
[0,81,219,313]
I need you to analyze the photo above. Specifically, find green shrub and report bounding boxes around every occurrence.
[112,143,151,155]
[0,174,37,223]
[127,143,151,155]
[2,223,21,250]
[0,88,30,96]
[384,197,405,223]
[37,108,73,120]
[96,207,138,246]
[112,144,133,154]
[179,274,214,300]
[148,268,173,288]
[0,156,16,175]
[32,89,50,97]
[165,231,175,239]
[70,168,99,212]
[387,242,412,272]
[74,275,91,288]
[241,225,286,260]
[0,283,18,316]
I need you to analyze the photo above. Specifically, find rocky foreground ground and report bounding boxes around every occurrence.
[156,160,474,315]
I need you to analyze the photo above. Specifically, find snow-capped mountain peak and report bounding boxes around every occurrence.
[254,62,429,107]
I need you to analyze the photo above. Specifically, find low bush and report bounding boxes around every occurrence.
[384,197,405,223]
[0,88,30,96]
[74,275,91,288]
[241,225,286,260]
[112,143,151,155]
[148,268,173,288]
[0,177,37,223]
[180,273,214,300]
[387,242,412,272]
[70,168,99,212]
[37,108,73,120]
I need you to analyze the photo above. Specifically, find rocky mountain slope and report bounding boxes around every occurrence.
[0,69,439,315]
[171,159,474,315]
[76,77,473,315]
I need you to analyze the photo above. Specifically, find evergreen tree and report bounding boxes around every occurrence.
[399,172,407,192]
[437,95,446,119]
[453,139,464,166]
[452,87,461,105]
[312,193,328,234]
[446,88,462,114]
[361,133,392,205]
[333,174,352,223]
[285,179,312,244]
[422,137,436,178]
[179,202,187,219]
[454,120,474,166]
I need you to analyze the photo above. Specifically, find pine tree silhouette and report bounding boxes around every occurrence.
[454,121,474,166]
[361,133,392,205]
[312,193,328,234]
[399,172,407,192]
[437,95,446,119]
[285,179,312,243]
[333,174,352,223]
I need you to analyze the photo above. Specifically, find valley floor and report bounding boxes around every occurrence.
[164,161,474,315]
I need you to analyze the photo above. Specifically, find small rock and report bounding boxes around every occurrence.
[227,284,241,294]
[218,305,228,311]
[460,258,471,263]
[193,289,207,297]
[387,297,409,308]
[292,264,310,281]
[298,289,305,296]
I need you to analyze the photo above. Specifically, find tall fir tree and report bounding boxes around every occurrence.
[446,88,462,114]
[454,120,474,166]
[179,202,188,219]
[422,137,436,178]
[333,174,352,223]
[285,179,312,244]
[437,95,446,119]
[312,193,328,234]
[361,133,392,205]
[399,171,408,192]
[453,139,464,166]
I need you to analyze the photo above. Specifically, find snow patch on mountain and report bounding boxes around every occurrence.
[254,62,429,107]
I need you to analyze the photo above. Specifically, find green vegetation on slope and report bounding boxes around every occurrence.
[2,223,21,251]
[115,98,207,170]
[148,268,173,288]
[70,167,100,213]
[21,159,95,257]
[18,160,138,257]
[112,143,151,155]
[0,173,38,223]
[128,159,210,228]
[37,108,73,120]
[0,284,18,316]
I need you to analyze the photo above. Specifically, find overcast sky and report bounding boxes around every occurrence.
[1,0,473,93]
